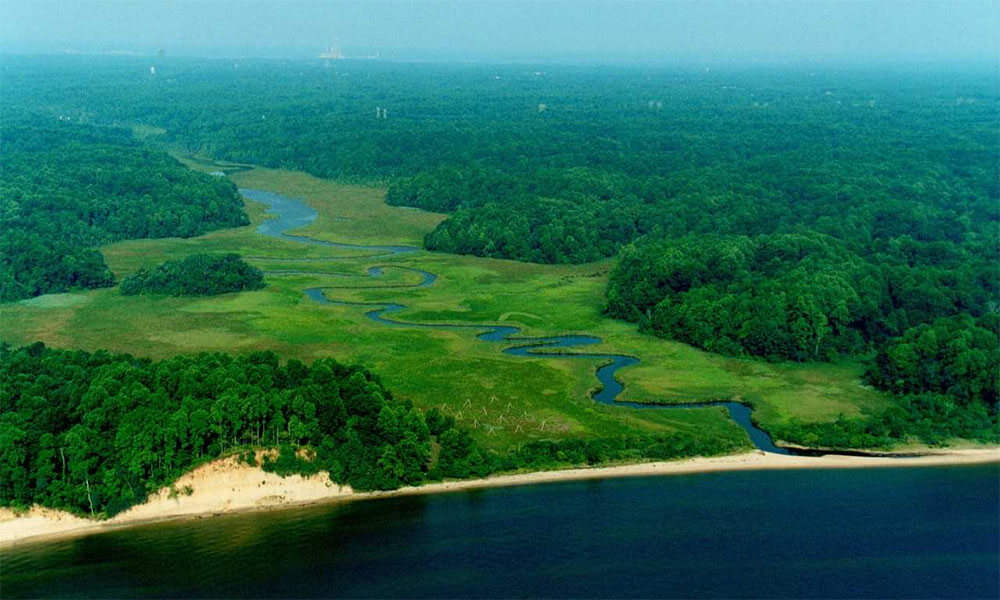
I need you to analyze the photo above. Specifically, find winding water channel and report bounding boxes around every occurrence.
[242,187,796,454]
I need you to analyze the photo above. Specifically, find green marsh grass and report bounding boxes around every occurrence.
[1,168,894,451]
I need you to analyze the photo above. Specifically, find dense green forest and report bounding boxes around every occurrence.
[120,253,264,296]
[0,117,249,302]
[0,344,743,517]
[1,56,996,443]
[770,391,998,450]
[866,314,998,405]
[6,58,992,265]
[605,231,997,359]
[0,343,431,515]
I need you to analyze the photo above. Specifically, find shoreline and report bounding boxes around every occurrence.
[3,447,998,549]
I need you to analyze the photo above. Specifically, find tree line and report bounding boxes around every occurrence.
[0,344,745,518]
[3,56,996,444]
[769,390,998,450]
[0,117,249,302]
[120,253,264,297]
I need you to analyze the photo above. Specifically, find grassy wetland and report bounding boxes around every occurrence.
[2,8,999,599]
[1,164,896,454]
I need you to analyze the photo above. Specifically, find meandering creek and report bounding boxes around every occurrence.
[242,187,798,454]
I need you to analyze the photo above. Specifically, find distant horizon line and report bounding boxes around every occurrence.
[3,47,998,68]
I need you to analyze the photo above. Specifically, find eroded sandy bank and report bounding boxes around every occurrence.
[3,447,998,547]
[0,454,351,548]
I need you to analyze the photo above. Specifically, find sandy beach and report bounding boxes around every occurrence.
[3,447,998,548]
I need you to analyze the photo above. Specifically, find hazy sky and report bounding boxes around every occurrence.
[2,0,997,62]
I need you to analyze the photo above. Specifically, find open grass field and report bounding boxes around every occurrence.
[1,165,895,451]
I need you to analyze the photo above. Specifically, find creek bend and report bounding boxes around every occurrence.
[242,187,796,455]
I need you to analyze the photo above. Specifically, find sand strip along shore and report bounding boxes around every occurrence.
[3,447,998,548]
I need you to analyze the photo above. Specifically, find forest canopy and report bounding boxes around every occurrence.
[2,56,996,433]
[0,117,249,302]
[0,343,433,516]
[120,253,265,297]
[0,344,745,517]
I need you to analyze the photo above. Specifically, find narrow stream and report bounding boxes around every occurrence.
[242,188,794,454]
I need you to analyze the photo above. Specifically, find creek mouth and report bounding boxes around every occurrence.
[243,186,902,458]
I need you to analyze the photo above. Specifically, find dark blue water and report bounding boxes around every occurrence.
[244,188,792,454]
[4,465,997,599]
